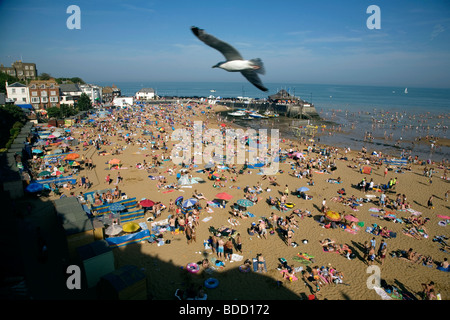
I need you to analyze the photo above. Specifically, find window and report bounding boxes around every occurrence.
[41,97,48,103]
[21,88,25,93]
[50,90,56,96]
[11,89,15,94]
[32,91,37,96]
[31,97,40,103]
[41,91,47,96]
[50,97,58,102]
[22,98,26,102]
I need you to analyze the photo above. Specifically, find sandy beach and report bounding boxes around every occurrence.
[19,101,450,301]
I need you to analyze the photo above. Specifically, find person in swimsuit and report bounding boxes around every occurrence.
[257,254,266,272]
[217,237,224,259]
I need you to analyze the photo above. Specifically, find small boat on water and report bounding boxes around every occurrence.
[264,110,279,118]
[248,111,268,119]
[404,88,408,94]
[228,109,246,117]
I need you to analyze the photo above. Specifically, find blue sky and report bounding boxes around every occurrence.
[1,0,449,88]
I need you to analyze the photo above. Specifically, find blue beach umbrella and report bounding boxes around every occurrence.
[182,198,198,208]
[32,149,44,154]
[26,182,43,193]
[109,203,125,212]
[237,199,254,207]
[297,187,309,193]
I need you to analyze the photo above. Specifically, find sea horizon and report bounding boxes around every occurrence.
[96,81,449,162]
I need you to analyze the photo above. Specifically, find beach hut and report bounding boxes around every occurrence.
[97,265,147,300]
[76,240,115,288]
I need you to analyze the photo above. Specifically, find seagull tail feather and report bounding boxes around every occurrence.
[250,58,265,75]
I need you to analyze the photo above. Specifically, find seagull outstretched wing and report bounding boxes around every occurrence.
[191,26,243,61]
[241,70,268,92]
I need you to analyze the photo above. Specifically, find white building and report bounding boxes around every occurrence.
[113,96,134,107]
[80,84,103,104]
[135,88,155,100]
[6,82,30,104]
[59,83,82,106]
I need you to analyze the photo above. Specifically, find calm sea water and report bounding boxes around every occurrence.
[98,81,450,161]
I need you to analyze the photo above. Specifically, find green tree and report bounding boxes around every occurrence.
[46,106,61,119]
[60,104,76,118]
[76,93,92,111]
[39,73,51,80]
[0,105,26,149]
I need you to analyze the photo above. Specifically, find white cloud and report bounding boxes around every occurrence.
[430,24,445,40]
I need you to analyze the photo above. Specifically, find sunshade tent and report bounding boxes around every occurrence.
[215,192,233,200]
[362,166,372,174]
[109,159,121,165]
[297,187,309,193]
[65,153,80,161]
[26,182,43,193]
[237,199,254,207]
[325,210,341,222]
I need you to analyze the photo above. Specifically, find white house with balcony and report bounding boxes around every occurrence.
[6,82,30,104]
[80,84,103,104]
[135,88,155,100]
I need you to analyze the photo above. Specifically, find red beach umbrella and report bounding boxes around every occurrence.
[140,199,155,208]
[215,192,233,200]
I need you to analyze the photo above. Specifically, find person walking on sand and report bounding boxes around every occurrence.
[427,196,434,209]
[367,246,376,265]
[235,233,242,253]
[217,237,225,260]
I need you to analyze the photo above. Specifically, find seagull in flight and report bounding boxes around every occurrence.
[191,26,268,92]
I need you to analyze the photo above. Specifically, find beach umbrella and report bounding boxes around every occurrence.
[26,182,43,193]
[109,203,125,212]
[175,196,183,206]
[109,158,121,165]
[208,171,219,180]
[70,161,81,167]
[297,187,309,193]
[215,192,233,200]
[182,198,198,208]
[32,149,43,154]
[65,153,80,161]
[140,199,155,208]
[47,134,57,139]
[122,222,140,233]
[105,224,123,236]
[344,215,359,223]
[237,199,254,207]
[325,210,341,222]
[38,170,51,177]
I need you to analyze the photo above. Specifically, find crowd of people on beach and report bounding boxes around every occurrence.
[22,100,449,301]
